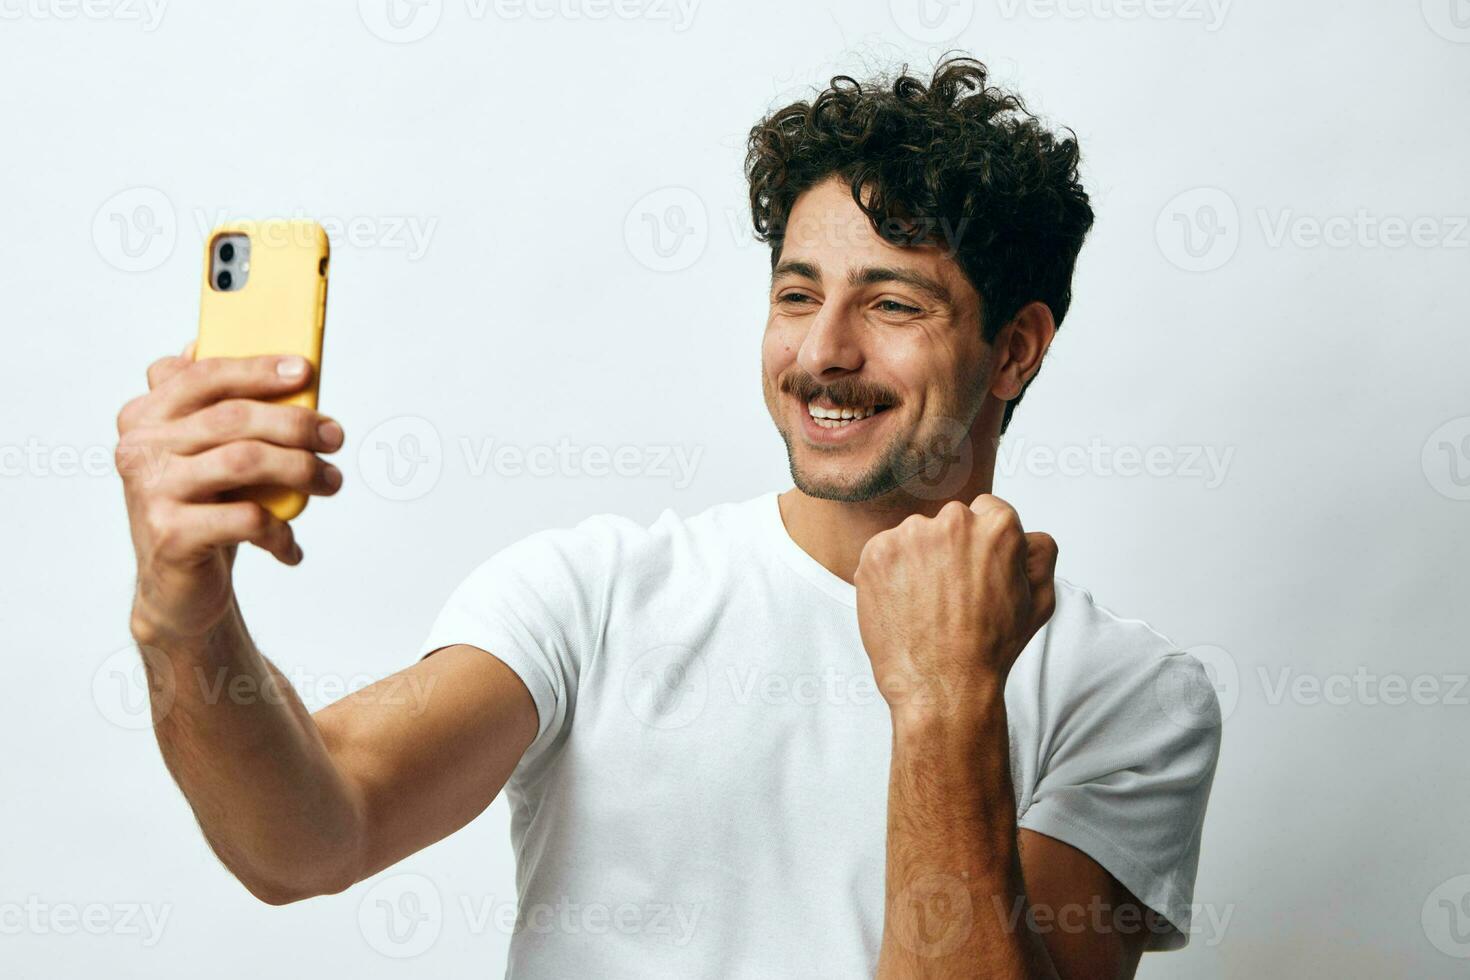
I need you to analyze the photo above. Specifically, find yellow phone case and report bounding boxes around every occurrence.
[196,219,329,521]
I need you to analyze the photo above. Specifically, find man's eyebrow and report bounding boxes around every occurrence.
[771,259,820,284]
[850,265,954,306]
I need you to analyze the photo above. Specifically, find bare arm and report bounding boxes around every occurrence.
[857,495,1152,978]
[878,703,1150,978]
[118,346,535,903]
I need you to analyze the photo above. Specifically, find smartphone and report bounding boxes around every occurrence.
[196,219,330,521]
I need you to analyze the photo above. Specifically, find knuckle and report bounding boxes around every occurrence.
[223,440,263,474]
[296,452,323,484]
[290,407,319,446]
[938,500,970,524]
[115,396,145,434]
[242,503,273,538]
[207,399,249,432]
[141,501,177,542]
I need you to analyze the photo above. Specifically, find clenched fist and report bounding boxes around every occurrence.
[853,494,1058,725]
[115,344,345,647]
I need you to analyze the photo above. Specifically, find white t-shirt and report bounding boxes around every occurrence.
[416,491,1221,978]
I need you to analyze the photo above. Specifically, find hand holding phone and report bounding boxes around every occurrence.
[196,220,331,520]
[114,220,340,646]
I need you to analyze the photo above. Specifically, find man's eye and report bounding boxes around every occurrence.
[779,292,815,305]
[877,299,921,314]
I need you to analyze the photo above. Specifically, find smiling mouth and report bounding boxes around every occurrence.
[806,399,892,429]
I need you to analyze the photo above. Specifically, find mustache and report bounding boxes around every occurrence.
[778,370,899,408]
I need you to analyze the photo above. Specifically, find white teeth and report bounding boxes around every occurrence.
[807,401,881,427]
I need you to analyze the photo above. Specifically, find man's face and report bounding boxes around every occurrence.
[761,177,990,503]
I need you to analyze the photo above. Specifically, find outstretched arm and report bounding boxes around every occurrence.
[118,345,536,903]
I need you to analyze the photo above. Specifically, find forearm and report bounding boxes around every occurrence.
[138,597,365,904]
[877,694,1058,980]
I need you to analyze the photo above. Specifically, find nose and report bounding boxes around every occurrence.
[795,302,864,379]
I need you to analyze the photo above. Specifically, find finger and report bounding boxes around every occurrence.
[1023,531,1059,625]
[147,354,314,421]
[160,400,344,457]
[152,501,300,565]
[169,440,342,502]
[145,339,196,390]
[969,491,1023,531]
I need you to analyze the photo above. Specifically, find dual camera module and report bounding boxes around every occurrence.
[210,234,251,292]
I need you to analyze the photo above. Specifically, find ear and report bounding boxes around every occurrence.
[988,301,1057,401]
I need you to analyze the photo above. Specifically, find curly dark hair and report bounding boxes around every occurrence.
[745,55,1094,433]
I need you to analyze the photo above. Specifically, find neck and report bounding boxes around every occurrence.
[776,415,1000,584]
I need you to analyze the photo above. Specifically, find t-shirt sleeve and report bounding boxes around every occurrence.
[415,516,625,756]
[1017,623,1223,951]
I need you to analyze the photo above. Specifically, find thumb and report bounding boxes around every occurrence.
[1023,531,1059,629]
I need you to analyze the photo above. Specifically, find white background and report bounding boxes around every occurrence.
[2,0,1468,977]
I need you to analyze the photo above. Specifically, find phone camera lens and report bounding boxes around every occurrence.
[217,270,234,290]
[219,242,235,262]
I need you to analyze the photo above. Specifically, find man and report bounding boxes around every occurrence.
[115,57,1220,978]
